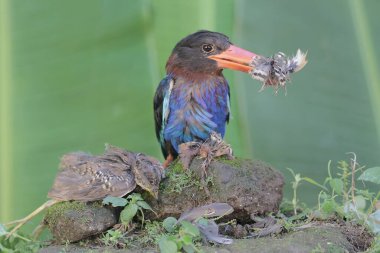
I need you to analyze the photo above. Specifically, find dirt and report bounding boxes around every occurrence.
[39,222,373,253]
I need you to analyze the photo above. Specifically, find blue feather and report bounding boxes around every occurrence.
[163,76,230,152]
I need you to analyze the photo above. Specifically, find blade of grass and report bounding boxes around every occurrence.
[349,0,380,144]
[0,0,13,222]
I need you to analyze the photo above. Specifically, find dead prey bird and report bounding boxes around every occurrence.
[5,145,163,239]
[250,49,308,93]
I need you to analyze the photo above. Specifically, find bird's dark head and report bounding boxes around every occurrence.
[166,30,256,78]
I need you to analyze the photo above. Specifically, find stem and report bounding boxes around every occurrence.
[367,192,380,215]
[348,152,357,204]
[293,180,298,215]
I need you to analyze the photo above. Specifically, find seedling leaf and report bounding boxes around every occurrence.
[120,204,138,225]
[183,244,195,253]
[127,193,144,202]
[329,178,344,195]
[158,236,177,253]
[102,196,127,207]
[180,221,200,237]
[163,217,177,232]
[136,200,153,211]
[358,167,380,184]
[181,234,193,245]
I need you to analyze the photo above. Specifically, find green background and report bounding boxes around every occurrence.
[1,0,379,232]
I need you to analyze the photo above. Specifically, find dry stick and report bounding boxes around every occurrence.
[5,199,60,239]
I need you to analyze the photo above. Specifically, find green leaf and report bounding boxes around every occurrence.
[102,196,128,207]
[127,193,144,203]
[197,218,209,226]
[321,199,338,214]
[329,178,344,195]
[302,177,328,191]
[158,236,177,253]
[180,221,200,237]
[136,200,153,211]
[181,234,193,245]
[183,244,195,253]
[358,167,380,184]
[0,224,7,237]
[120,204,138,225]
[163,217,178,233]
[354,195,366,211]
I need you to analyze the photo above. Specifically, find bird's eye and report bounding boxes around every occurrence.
[202,44,214,53]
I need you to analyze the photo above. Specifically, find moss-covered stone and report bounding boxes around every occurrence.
[45,201,88,227]
[146,157,284,222]
[44,201,117,243]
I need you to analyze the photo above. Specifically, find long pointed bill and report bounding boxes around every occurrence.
[208,44,258,73]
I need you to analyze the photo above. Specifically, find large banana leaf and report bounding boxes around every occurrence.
[0,0,379,229]
[234,0,380,200]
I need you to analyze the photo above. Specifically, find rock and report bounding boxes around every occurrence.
[146,157,284,222]
[44,201,117,243]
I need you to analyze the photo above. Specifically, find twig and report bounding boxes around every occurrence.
[6,199,60,239]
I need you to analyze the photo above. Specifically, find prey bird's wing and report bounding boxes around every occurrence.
[153,76,174,157]
[47,149,136,201]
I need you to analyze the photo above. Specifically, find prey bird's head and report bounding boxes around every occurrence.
[166,30,257,78]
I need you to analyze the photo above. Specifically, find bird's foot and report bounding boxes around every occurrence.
[163,154,174,168]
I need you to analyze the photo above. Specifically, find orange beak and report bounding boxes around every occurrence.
[208,45,258,73]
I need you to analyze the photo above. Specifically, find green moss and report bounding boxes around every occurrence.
[163,168,198,194]
[161,159,210,194]
[45,201,87,226]
[215,156,246,167]
[168,159,185,173]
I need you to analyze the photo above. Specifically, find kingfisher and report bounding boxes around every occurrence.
[154,31,257,167]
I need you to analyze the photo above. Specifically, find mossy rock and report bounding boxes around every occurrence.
[44,201,117,243]
[146,157,284,222]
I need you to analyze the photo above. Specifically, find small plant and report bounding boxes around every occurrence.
[103,193,155,227]
[159,217,202,253]
[287,153,380,235]
[101,229,123,247]
[0,224,41,253]
[286,168,327,215]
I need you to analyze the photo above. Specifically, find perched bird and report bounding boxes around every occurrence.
[154,30,256,167]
